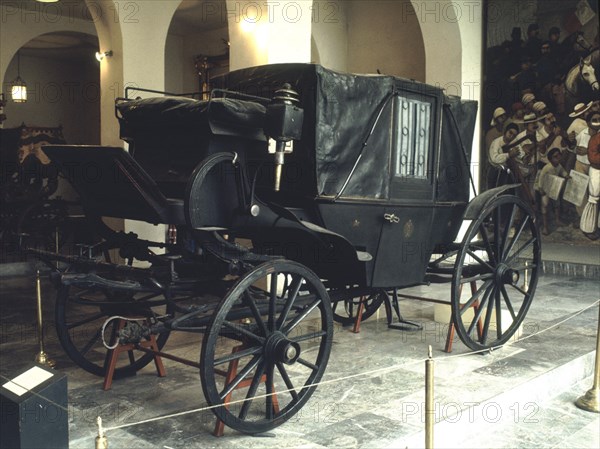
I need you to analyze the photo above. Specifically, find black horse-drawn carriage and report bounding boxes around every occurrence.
[33,64,540,434]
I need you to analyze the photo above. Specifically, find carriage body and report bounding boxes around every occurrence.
[114,63,478,289]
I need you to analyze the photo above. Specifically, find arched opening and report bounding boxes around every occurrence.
[166,0,230,95]
[311,0,425,80]
[2,32,100,144]
[347,0,425,80]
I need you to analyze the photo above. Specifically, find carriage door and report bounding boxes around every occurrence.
[372,93,437,287]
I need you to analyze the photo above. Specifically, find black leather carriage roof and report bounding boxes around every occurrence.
[212,63,477,202]
[116,96,268,142]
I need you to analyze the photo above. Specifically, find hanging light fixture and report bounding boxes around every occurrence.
[35,0,60,3]
[11,51,27,103]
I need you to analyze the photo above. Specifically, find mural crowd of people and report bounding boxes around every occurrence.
[484,23,600,240]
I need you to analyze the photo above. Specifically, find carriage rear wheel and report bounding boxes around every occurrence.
[332,289,387,326]
[200,260,333,434]
[452,195,541,351]
[55,284,173,378]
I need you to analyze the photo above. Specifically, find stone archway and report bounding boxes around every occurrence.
[2,31,101,144]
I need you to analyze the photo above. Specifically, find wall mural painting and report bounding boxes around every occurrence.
[484,0,600,243]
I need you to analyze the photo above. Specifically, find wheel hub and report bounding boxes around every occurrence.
[496,263,519,285]
[265,332,301,365]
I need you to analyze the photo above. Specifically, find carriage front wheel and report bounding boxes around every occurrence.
[452,195,541,351]
[200,260,333,434]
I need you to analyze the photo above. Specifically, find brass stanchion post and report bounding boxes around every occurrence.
[95,416,108,449]
[575,304,600,413]
[425,345,434,449]
[34,270,55,368]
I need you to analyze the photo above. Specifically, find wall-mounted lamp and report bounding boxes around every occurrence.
[95,50,113,62]
[11,51,27,103]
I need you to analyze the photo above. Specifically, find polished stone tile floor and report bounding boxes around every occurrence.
[1,273,599,448]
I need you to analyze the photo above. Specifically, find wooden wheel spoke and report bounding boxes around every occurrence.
[466,249,495,273]
[297,357,318,371]
[80,329,102,356]
[66,312,106,330]
[503,216,530,259]
[276,275,303,330]
[346,299,354,317]
[505,236,536,267]
[213,345,262,367]
[495,288,502,340]
[281,298,322,334]
[460,280,493,315]
[332,300,340,314]
[238,361,265,420]
[243,291,268,337]
[291,330,328,343]
[219,355,262,401]
[467,283,493,336]
[276,362,299,401]
[460,273,494,285]
[500,204,517,257]
[478,223,497,266]
[265,363,275,420]
[268,275,278,332]
[500,285,517,321]
[222,320,265,344]
[510,262,537,272]
[480,286,497,344]
[494,206,502,260]
[507,282,529,297]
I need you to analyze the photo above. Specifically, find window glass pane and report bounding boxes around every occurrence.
[394,96,431,179]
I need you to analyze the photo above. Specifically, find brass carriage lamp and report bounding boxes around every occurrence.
[264,84,304,191]
[11,51,27,103]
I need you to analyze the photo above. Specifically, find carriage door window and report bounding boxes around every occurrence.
[394,96,432,180]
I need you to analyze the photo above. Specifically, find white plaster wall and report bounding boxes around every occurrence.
[454,0,483,195]
[3,53,100,144]
[346,0,425,80]
[409,0,462,87]
[311,0,348,71]
[165,33,185,94]
[227,0,312,70]
[119,1,181,93]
